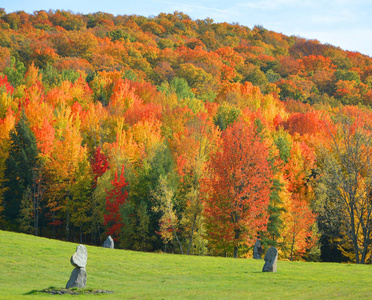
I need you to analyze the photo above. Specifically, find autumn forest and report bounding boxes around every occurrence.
[1,9,372,264]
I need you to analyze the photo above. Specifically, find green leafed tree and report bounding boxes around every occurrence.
[3,57,26,87]
[152,175,184,254]
[120,142,177,252]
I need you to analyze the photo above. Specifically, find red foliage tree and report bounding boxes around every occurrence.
[0,75,14,94]
[202,121,272,258]
[282,111,323,136]
[104,165,128,240]
[91,146,109,187]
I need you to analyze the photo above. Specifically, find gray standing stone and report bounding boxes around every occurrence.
[66,244,88,289]
[66,268,87,289]
[253,239,262,259]
[70,245,88,268]
[262,247,278,272]
[103,235,114,249]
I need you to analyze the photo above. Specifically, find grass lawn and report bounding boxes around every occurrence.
[0,230,371,299]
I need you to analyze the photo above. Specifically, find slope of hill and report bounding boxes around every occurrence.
[0,230,371,299]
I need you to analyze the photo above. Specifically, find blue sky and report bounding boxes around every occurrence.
[2,0,372,56]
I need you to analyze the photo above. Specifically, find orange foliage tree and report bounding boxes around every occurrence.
[282,194,317,261]
[202,121,272,258]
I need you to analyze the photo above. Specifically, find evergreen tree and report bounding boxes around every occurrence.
[3,112,39,229]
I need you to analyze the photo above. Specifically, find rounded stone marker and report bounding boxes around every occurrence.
[70,244,88,268]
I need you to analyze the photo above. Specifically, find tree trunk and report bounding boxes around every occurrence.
[168,202,183,254]
[233,246,238,258]
[35,184,39,236]
[290,226,296,261]
[350,210,360,264]
[361,249,366,264]
[353,239,360,264]
[66,190,70,241]
[33,186,37,236]
[32,169,38,236]
[91,195,97,245]
[187,213,197,255]
[360,229,371,264]
[52,211,55,239]
[233,228,240,258]
[174,227,183,254]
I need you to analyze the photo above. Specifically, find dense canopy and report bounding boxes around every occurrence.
[1,9,372,263]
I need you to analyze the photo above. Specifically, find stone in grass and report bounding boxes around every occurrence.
[66,268,87,289]
[262,247,278,272]
[253,239,262,259]
[70,244,88,268]
[103,235,114,249]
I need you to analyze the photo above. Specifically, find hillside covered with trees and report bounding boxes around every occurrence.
[1,9,372,263]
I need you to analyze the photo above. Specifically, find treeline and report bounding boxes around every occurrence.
[1,9,372,263]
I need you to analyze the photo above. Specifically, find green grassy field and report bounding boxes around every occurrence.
[0,230,371,299]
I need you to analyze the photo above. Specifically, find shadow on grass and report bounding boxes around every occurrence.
[25,286,75,295]
[25,290,42,295]
[25,287,114,295]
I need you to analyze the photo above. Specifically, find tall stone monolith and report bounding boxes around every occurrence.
[66,245,87,289]
[262,246,278,272]
[253,239,262,259]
